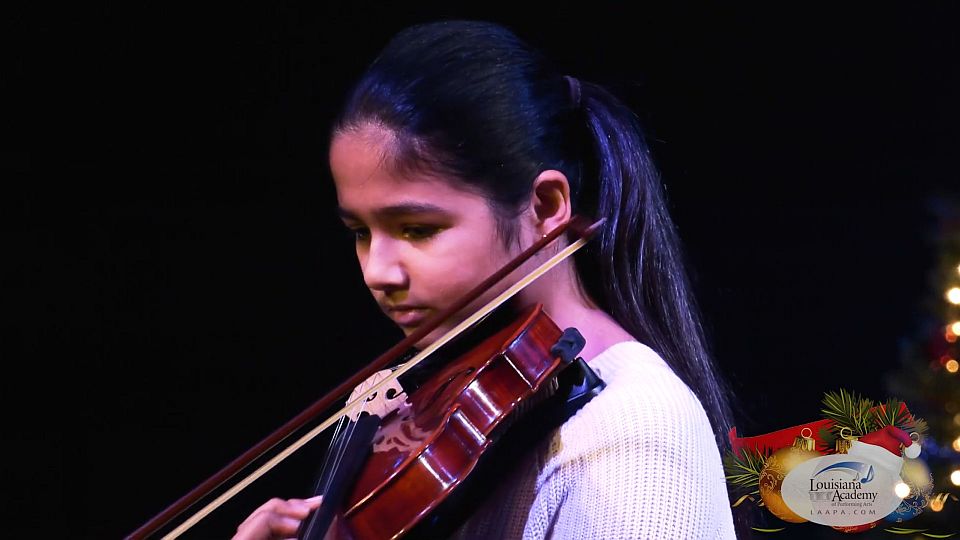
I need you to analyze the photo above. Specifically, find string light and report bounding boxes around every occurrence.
[954,435,960,452]
[949,287,960,305]
[951,470,960,486]
[952,321,960,335]
[894,482,910,498]
[947,359,960,374]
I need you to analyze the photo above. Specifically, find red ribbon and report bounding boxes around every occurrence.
[728,402,914,455]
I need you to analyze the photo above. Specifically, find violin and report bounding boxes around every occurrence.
[127,216,606,540]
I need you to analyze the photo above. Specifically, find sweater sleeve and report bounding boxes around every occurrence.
[523,351,736,539]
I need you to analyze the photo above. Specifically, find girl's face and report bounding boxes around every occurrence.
[329,127,525,348]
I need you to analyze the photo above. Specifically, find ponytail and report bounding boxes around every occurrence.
[573,82,735,449]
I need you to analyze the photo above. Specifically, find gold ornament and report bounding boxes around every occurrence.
[759,428,821,523]
[834,426,857,454]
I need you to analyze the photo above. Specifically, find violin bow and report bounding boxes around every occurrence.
[126,215,604,539]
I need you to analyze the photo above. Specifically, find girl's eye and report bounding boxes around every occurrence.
[401,225,440,240]
[349,227,370,242]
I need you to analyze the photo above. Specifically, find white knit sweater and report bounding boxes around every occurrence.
[450,341,736,539]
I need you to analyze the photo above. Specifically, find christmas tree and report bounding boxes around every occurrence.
[883,194,960,531]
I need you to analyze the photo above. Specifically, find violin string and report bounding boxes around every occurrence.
[158,234,590,539]
[297,413,345,539]
[322,392,369,500]
[300,394,366,540]
[301,410,349,538]
[313,414,346,497]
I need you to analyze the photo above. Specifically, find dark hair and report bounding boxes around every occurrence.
[334,18,735,457]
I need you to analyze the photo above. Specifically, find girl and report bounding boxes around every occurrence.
[234,19,737,540]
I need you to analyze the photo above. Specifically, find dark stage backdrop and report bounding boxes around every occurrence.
[12,2,958,539]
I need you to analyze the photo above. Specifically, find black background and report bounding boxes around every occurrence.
[11,2,959,538]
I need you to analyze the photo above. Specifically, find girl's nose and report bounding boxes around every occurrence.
[361,236,407,292]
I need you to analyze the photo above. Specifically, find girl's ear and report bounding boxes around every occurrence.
[529,169,573,236]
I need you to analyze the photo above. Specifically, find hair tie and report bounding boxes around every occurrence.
[563,75,581,110]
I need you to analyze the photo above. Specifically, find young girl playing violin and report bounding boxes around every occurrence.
[234,20,737,540]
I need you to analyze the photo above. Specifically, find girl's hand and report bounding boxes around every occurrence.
[231,496,323,540]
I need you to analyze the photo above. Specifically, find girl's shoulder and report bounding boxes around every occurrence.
[556,340,717,454]
[587,340,699,407]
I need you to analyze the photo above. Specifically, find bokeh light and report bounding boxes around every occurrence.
[894,482,910,498]
[948,287,960,304]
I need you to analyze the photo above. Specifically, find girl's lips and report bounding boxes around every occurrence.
[388,307,429,327]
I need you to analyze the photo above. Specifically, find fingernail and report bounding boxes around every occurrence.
[306,495,324,503]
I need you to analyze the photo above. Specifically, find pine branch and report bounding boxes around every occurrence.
[723,447,768,493]
[910,417,929,437]
[872,398,903,430]
[821,388,874,436]
[873,398,930,438]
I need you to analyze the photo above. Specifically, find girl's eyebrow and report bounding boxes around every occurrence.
[338,202,452,221]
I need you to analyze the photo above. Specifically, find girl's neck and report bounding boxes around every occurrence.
[520,258,636,363]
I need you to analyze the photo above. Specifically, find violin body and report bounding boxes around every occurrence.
[334,303,567,540]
